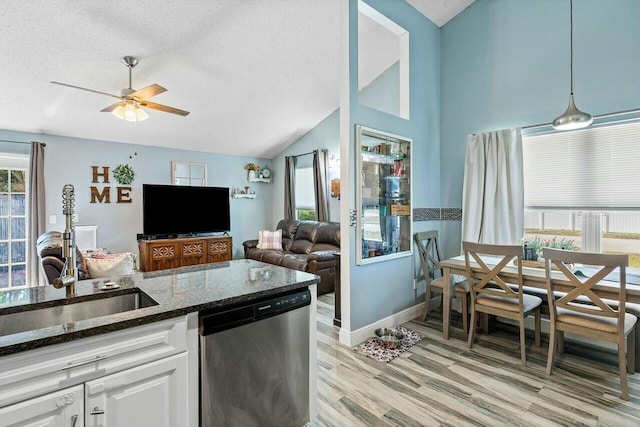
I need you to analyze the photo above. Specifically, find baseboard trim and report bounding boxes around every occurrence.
[339,302,424,347]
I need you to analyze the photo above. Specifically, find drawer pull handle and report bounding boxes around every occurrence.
[62,355,108,371]
[71,414,78,427]
[91,406,105,415]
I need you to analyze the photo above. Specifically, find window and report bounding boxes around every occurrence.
[294,167,316,221]
[523,121,640,267]
[0,156,28,288]
[171,161,207,186]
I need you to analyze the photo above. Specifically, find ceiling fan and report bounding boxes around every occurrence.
[51,56,190,122]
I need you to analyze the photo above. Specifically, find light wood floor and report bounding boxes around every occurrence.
[314,292,640,427]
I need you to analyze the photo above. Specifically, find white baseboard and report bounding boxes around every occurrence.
[339,302,424,347]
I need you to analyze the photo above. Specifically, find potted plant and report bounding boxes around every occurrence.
[521,236,543,261]
[521,235,578,262]
[244,163,260,180]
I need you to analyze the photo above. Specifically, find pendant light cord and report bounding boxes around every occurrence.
[570,0,574,95]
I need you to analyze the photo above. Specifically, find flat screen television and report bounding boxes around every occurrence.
[142,184,230,237]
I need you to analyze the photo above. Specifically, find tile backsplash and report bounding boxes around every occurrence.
[413,208,462,221]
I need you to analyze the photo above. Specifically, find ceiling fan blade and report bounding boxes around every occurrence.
[129,84,167,100]
[140,100,190,116]
[100,102,123,113]
[50,81,122,100]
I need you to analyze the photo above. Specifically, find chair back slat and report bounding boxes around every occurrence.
[463,241,524,301]
[414,231,442,283]
[542,247,628,322]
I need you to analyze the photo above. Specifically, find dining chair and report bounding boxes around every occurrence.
[414,231,469,333]
[463,241,542,367]
[542,248,637,400]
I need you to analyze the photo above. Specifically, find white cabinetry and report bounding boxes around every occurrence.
[0,314,198,427]
[85,353,188,427]
[0,384,84,427]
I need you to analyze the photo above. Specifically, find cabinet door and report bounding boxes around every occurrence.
[355,125,413,265]
[84,353,188,427]
[0,384,84,427]
[207,237,231,263]
[179,239,206,266]
[147,241,180,271]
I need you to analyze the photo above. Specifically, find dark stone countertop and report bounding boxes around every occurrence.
[0,259,319,357]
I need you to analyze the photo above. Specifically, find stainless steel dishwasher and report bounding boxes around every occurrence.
[199,288,311,427]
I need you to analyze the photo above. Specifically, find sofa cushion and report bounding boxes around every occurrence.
[260,250,288,266]
[277,219,300,251]
[289,222,318,254]
[280,254,310,272]
[257,229,282,250]
[310,222,340,252]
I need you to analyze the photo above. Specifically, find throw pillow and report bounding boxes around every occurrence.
[257,229,282,250]
[85,252,135,279]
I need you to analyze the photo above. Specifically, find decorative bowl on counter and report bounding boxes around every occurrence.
[374,327,404,349]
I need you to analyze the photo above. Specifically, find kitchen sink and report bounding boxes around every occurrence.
[0,288,158,337]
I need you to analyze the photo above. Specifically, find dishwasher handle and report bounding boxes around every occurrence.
[200,288,311,336]
[200,305,255,336]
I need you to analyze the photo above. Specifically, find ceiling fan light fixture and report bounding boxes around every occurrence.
[111,101,148,122]
[135,106,149,121]
[552,0,592,131]
[123,103,138,122]
[112,103,126,120]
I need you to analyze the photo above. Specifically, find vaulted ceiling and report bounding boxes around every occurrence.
[0,0,473,158]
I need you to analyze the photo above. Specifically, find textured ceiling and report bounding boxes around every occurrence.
[0,0,471,158]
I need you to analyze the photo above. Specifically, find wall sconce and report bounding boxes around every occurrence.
[329,154,340,169]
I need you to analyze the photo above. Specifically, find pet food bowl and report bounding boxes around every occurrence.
[374,328,404,349]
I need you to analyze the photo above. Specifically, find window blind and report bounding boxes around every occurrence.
[295,167,315,210]
[523,121,640,209]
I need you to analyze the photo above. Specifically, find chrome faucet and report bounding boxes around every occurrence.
[52,184,77,297]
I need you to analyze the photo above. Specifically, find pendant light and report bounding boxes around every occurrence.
[552,0,592,131]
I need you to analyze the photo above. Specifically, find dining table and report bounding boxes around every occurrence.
[438,255,640,369]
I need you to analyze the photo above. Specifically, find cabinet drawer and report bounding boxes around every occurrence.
[0,316,187,408]
[0,384,84,426]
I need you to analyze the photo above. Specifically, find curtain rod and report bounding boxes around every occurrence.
[286,148,327,159]
[0,139,46,147]
[522,107,640,130]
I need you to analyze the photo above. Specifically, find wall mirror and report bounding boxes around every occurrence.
[355,125,412,265]
[357,0,410,119]
[171,161,207,186]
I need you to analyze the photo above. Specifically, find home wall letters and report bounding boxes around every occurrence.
[90,166,132,203]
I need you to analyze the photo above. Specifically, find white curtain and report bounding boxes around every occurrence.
[461,128,524,245]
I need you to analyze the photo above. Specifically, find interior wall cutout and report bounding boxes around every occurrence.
[357,0,410,119]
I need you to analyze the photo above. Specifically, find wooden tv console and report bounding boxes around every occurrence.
[138,235,232,272]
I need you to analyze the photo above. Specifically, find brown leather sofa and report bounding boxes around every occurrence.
[243,219,340,295]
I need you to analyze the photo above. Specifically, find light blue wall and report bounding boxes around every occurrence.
[270,60,404,225]
[271,110,341,225]
[346,0,441,330]
[0,129,273,265]
[440,0,640,259]
[359,61,400,117]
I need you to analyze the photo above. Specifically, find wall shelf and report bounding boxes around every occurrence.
[231,193,256,199]
[248,177,271,183]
